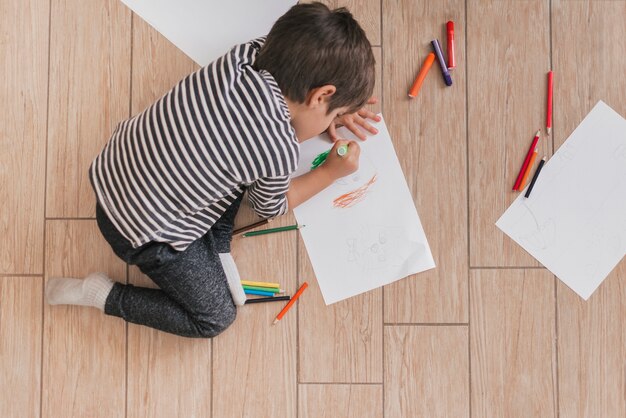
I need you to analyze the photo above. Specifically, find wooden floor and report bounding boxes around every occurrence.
[2,0,625,417]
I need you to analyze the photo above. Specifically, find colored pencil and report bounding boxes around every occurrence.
[244,289,275,297]
[241,280,280,288]
[273,282,308,325]
[524,156,546,198]
[233,218,272,236]
[243,285,283,293]
[245,296,291,304]
[408,52,435,98]
[512,130,541,191]
[242,224,304,237]
[547,71,553,134]
[519,147,539,190]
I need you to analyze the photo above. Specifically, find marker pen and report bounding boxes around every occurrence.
[431,39,452,86]
[446,21,456,70]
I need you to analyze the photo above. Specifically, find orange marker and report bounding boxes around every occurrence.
[519,147,539,190]
[272,282,308,325]
[408,52,435,98]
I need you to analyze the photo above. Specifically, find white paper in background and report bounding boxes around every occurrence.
[120,0,296,66]
[497,101,626,300]
[293,115,435,305]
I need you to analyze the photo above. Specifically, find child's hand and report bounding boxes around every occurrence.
[319,140,361,181]
[327,97,381,142]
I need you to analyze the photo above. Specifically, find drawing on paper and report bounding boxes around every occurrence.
[333,174,377,208]
[332,155,378,209]
[346,225,405,272]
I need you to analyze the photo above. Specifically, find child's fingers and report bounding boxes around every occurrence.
[347,140,360,158]
[358,108,381,122]
[327,123,339,142]
[366,96,378,105]
[344,120,367,141]
[354,115,378,135]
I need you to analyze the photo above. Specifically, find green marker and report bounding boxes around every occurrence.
[310,145,349,170]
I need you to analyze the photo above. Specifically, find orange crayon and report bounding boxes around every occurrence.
[408,52,435,98]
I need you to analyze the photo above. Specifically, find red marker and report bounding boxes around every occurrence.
[446,21,456,70]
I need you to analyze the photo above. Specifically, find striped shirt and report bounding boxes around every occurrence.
[89,38,298,251]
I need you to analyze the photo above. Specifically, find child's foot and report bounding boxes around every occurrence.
[45,272,114,311]
[219,253,246,306]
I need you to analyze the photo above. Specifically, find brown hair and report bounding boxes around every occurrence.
[254,2,375,114]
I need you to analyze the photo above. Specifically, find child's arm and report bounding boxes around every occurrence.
[287,140,360,209]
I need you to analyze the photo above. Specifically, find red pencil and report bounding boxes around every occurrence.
[547,71,553,134]
[513,130,541,191]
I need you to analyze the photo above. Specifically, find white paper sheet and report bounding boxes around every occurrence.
[120,0,296,66]
[497,101,626,300]
[293,116,435,305]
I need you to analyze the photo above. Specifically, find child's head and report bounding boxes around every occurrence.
[255,2,375,140]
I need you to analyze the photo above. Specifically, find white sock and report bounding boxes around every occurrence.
[219,253,246,306]
[45,272,114,311]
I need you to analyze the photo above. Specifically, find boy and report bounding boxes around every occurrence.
[45,3,379,338]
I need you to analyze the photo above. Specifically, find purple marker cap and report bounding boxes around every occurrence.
[431,39,453,86]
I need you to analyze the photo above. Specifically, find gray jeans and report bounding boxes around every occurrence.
[97,194,243,338]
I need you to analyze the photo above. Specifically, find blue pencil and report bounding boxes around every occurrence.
[244,289,275,297]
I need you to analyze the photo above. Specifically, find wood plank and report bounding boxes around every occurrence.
[125,16,211,418]
[384,326,469,417]
[46,0,131,218]
[382,0,467,323]
[557,269,626,417]
[43,220,127,417]
[300,0,381,46]
[298,48,382,384]
[299,384,383,418]
[130,14,198,113]
[468,0,550,267]
[470,269,557,418]
[0,277,42,418]
[212,214,298,418]
[552,2,626,416]
[126,267,212,418]
[0,0,48,274]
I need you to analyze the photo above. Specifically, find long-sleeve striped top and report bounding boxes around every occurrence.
[89,38,298,251]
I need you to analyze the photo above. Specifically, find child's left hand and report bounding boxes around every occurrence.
[327,97,381,142]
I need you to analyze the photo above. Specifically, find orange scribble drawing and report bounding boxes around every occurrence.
[333,174,377,209]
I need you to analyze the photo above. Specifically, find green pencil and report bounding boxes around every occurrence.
[242,224,305,237]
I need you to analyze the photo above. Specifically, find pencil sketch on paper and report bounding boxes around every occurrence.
[345,225,405,272]
[518,217,556,251]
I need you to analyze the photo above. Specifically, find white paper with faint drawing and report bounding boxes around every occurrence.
[120,0,296,66]
[497,101,626,300]
[293,115,435,305]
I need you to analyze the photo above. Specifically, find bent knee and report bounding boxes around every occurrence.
[194,303,237,338]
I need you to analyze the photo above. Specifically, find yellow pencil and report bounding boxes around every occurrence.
[240,280,280,289]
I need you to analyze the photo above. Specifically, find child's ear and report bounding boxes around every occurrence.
[306,85,336,108]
